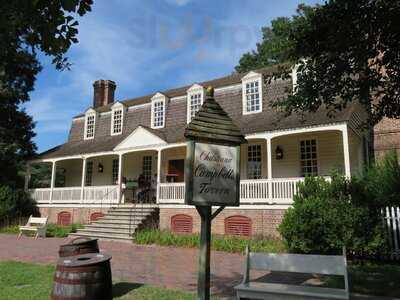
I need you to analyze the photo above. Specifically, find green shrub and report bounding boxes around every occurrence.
[0,185,38,225]
[278,173,390,256]
[46,224,82,237]
[0,225,19,234]
[134,229,286,253]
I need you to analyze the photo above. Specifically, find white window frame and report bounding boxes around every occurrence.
[112,158,119,184]
[110,102,124,136]
[142,155,153,181]
[247,143,263,179]
[85,161,93,186]
[186,84,204,123]
[151,93,167,129]
[242,71,263,115]
[299,138,319,177]
[84,109,96,140]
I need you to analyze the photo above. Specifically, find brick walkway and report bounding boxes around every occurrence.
[0,234,243,298]
[0,234,397,300]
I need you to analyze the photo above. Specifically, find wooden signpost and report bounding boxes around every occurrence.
[184,86,246,300]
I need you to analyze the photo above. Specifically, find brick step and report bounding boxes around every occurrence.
[69,232,132,241]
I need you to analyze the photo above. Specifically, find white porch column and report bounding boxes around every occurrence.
[50,161,56,203]
[118,153,123,204]
[80,158,87,204]
[156,149,162,203]
[24,163,31,191]
[341,125,351,177]
[266,137,272,200]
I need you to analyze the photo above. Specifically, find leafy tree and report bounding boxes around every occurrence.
[236,1,400,125]
[0,0,93,187]
[280,0,400,125]
[235,5,314,73]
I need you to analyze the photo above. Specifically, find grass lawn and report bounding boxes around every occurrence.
[0,261,216,300]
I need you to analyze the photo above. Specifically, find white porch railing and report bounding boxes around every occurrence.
[240,178,304,204]
[52,187,82,204]
[159,183,185,203]
[29,185,120,204]
[157,178,309,204]
[30,188,52,204]
[83,185,119,204]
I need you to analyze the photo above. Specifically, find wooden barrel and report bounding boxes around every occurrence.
[59,237,99,257]
[52,253,112,300]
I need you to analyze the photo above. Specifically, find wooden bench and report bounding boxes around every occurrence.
[235,246,349,300]
[18,215,48,239]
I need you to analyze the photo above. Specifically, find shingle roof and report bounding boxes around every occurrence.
[74,64,289,117]
[34,65,361,160]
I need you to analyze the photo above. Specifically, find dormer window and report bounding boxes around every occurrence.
[84,109,96,140]
[187,84,204,123]
[242,71,263,115]
[111,103,124,135]
[151,93,167,129]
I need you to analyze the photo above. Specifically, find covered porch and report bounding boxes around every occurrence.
[28,123,365,206]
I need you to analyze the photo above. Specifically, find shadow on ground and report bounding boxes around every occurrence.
[113,282,143,297]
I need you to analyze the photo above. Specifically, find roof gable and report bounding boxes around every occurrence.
[114,126,167,151]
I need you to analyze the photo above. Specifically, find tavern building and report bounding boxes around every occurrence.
[27,66,400,239]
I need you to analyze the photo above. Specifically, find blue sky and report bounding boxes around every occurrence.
[26,0,322,152]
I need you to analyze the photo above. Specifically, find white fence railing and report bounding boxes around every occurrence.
[383,206,400,260]
[30,188,52,204]
[159,183,185,203]
[30,185,120,205]
[240,178,304,204]
[157,178,310,204]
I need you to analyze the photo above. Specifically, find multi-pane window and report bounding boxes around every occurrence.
[112,109,123,135]
[85,114,95,139]
[244,80,261,113]
[85,161,93,186]
[153,100,164,128]
[142,156,152,181]
[300,139,318,177]
[247,144,262,179]
[112,159,119,184]
[188,92,202,122]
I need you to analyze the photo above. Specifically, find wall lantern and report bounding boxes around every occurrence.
[275,146,284,160]
[98,163,104,173]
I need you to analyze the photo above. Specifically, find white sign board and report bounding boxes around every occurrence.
[186,142,240,206]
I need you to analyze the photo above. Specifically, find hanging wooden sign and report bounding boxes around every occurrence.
[185,141,240,206]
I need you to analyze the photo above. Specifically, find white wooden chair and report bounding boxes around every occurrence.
[18,215,48,239]
[235,245,349,300]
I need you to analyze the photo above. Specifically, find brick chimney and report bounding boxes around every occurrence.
[93,79,116,107]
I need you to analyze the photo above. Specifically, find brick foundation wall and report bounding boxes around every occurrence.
[38,207,109,224]
[160,208,286,238]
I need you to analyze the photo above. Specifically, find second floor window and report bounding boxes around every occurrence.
[85,114,95,139]
[245,80,261,113]
[247,144,262,179]
[188,92,203,122]
[152,100,165,128]
[111,108,123,135]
